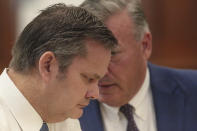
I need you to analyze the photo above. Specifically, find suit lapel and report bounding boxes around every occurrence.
[149,63,185,131]
[79,100,104,131]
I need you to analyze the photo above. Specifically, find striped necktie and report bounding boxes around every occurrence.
[120,104,139,131]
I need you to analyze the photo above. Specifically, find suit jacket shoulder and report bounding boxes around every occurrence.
[149,63,197,131]
[80,64,197,131]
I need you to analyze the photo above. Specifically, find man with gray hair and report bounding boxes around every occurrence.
[79,0,197,131]
[0,3,117,131]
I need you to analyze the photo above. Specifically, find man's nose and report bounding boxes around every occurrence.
[85,84,99,99]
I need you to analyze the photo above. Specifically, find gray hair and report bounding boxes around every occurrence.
[80,0,150,41]
[10,3,117,73]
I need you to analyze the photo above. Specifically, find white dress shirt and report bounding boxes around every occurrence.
[0,69,82,131]
[100,69,157,131]
[48,118,82,131]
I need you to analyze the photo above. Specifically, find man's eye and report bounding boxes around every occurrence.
[111,49,121,56]
[88,78,95,83]
[111,51,119,56]
[81,74,95,83]
[111,51,117,56]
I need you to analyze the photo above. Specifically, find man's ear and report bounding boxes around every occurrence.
[38,51,59,82]
[141,32,152,60]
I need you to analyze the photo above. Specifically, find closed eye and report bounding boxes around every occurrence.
[81,73,96,84]
[87,78,95,83]
[111,45,121,56]
[111,50,117,56]
[111,49,122,56]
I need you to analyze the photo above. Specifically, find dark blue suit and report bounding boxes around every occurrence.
[79,64,197,131]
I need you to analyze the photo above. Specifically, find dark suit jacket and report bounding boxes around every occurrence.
[79,63,197,131]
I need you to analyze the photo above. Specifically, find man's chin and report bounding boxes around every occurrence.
[99,95,116,107]
[69,108,83,119]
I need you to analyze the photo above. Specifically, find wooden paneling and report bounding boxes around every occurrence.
[142,0,197,69]
[0,0,15,73]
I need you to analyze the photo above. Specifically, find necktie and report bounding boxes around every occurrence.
[120,104,139,131]
[40,123,49,131]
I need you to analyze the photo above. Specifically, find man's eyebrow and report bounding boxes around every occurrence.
[80,73,101,80]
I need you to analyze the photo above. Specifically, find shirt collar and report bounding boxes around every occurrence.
[0,69,43,131]
[48,118,82,131]
[129,68,150,121]
[100,102,120,121]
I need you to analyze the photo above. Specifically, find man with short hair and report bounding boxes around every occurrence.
[79,0,197,131]
[0,3,117,131]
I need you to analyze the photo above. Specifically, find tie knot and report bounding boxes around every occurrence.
[120,104,139,131]
[120,104,134,120]
[40,123,49,131]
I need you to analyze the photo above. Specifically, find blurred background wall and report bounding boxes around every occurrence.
[0,0,15,72]
[142,0,197,69]
[0,0,197,73]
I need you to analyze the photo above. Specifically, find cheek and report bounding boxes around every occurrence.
[59,80,86,103]
[110,58,131,79]
[109,60,135,94]
[72,82,88,99]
